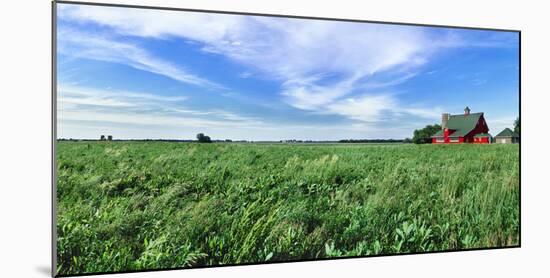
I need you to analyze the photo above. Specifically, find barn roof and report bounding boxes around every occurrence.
[431,112,484,138]
[495,128,518,138]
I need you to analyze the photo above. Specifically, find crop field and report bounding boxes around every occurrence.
[56,142,519,275]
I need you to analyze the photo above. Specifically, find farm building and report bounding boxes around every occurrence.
[474,133,492,144]
[431,106,490,144]
[494,128,519,144]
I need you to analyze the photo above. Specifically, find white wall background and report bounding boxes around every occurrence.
[0,0,548,277]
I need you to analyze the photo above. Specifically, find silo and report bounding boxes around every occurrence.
[441,113,450,129]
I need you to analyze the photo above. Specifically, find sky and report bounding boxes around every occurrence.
[56,3,519,141]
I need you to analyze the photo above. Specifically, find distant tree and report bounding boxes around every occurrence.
[100,135,106,141]
[196,133,205,142]
[514,117,520,135]
[413,124,441,144]
[196,133,212,143]
[403,138,413,144]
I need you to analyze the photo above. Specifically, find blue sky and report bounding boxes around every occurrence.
[56,3,519,140]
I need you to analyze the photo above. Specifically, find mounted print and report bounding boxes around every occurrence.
[53,1,520,276]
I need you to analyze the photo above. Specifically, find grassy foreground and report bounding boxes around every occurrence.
[56,142,519,275]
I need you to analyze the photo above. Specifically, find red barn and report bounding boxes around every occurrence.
[431,107,490,144]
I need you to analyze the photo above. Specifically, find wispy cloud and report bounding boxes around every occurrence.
[325,95,396,122]
[323,93,443,123]
[58,84,189,111]
[58,84,264,130]
[472,78,487,86]
[56,4,518,140]
[57,84,420,140]
[434,30,519,49]
[57,4,444,122]
[57,28,224,90]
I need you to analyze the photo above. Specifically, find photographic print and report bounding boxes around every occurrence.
[54,2,520,276]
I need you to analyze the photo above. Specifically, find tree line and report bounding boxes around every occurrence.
[59,117,520,144]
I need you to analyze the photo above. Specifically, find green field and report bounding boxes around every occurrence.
[56,142,519,275]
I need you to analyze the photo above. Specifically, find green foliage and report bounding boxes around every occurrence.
[413,124,442,144]
[56,142,519,275]
[514,117,520,135]
[196,133,212,143]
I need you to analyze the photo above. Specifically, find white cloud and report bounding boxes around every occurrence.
[58,84,189,111]
[60,110,254,129]
[58,5,441,119]
[60,84,189,101]
[57,85,422,140]
[60,96,135,108]
[57,28,224,89]
[57,4,514,138]
[488,116,517,135]
[398,107,444,119]
[325,95,395,122]
[323,93,443,123]
[58,4,243,42]
[281,76,357,110]
[57,85,267,135]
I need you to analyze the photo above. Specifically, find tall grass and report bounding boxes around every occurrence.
[56,142,519,275]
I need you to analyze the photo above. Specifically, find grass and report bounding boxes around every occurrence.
[55,142,519,275]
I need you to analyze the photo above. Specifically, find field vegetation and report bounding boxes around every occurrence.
[56,142,519,275]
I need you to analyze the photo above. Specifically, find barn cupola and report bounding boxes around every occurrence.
[464,106,471,115]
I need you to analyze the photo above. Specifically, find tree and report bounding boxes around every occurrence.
[196,133,212,143]
[514,117,520,135]
[412,124,441,144]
